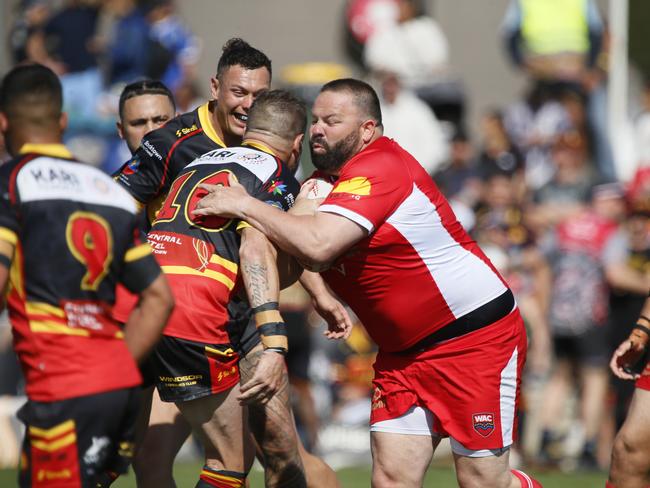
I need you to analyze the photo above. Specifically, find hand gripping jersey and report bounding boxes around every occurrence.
[0,144,161,402]
[149,144,299,344]
[317,137,510,352]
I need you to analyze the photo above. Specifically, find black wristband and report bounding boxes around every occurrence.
[252,302,279,314]
[634,323,650,337]
[259,321,287,337]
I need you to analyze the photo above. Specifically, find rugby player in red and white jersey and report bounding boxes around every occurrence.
[195,78,543,487]
[608,294,650,488]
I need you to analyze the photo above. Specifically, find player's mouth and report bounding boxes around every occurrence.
[233,113,248,125]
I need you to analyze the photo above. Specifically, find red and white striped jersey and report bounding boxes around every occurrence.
[318,137,509,352]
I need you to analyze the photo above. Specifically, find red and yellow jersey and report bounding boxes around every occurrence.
[149,144,300,344]
[0,144,162,402]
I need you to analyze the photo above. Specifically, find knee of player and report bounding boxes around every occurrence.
[613,431,645,460]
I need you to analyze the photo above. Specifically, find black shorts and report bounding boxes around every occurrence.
[285,311,312,381]
[17,387,140,488]
[152,335,240,402]
[553,326,609,367]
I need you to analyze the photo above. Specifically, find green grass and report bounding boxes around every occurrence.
[0,462,607,487]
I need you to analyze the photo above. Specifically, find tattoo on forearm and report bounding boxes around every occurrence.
[243,263,271,307]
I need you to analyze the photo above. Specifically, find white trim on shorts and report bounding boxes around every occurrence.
[370,405,511,458]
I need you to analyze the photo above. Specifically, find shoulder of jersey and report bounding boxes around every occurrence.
[15,156,138,214]
[185,146,280,183]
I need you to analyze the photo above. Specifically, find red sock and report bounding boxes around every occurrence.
[511,469,543,487]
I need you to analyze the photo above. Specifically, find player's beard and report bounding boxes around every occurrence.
[310,130,360,173]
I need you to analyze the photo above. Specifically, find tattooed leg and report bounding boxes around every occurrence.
[240,343,306,488]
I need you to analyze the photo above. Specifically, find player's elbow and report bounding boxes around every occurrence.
[240,229,277,265]
[297,238,339,269]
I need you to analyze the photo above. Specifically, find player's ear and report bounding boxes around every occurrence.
[210,77,220,100]
[360,119,376,144]
[0,112,7,133]
[116,121,124,140]
[59,112,68,132]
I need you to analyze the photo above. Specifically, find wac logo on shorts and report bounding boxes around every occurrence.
[472,412,495,437]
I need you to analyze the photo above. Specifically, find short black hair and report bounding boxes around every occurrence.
[320,78,382,127]
[246,89,307,140]
[0,63,62,123]
[216,38,272,80]
[118,79,175,120]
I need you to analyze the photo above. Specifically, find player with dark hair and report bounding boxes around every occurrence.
[0,63,174,488]
[195,78,543,488]
[117,79,176,154]
[114,38,344,488]
[608,294,650,488]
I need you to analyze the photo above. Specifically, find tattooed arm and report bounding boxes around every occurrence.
[238,226,286,404]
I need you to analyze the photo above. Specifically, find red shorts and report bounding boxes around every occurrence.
[370,308,527,451]
[635,362,650,390]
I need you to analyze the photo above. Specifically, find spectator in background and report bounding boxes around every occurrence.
[363,0,449,89]
[434,128,481,204]
[526,130,596,235]
[43,0,103,124]
[105,0,150,85]
[504,84,573,189]
[501,0,603,94]
[145,0,201,95]
[8,0,52,67]
[478,110,526,202]
[377,71,448,176]
[537,183,642,469]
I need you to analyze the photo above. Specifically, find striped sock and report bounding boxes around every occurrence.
[511,469,543,487]
[196,466,246,488]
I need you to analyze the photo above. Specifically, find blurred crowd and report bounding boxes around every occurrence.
[2,0,650,475]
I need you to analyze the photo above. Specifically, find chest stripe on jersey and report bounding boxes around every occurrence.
[158,129,205,194]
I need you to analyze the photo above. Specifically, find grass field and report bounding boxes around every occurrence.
[0,462,607,487]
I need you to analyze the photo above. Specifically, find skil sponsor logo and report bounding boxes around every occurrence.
[267,180,287,196]
[472,413,495,437]
[142,140,163,160]
[30,166,80,188]
[175,124,198,137]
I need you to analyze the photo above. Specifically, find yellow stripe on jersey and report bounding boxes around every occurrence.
[26,302,66,318]
[161,266,235,290]
[209,254,238,274]
[18,143,73,159]
[198,103,226,147]
[31,433,77,452]
[8,245,25,299]
[124,243,152,262]
[29,320,90,337]
[29,420,75,439]
[200,469,244,488]
[332,177,371,196]
[236,221,252,232]
[205,346,235,357]
[0,227,17,245]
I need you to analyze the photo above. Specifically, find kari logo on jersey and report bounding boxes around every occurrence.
[267,180,287,196]
[472,413,495,437]
[122,156,140,175]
